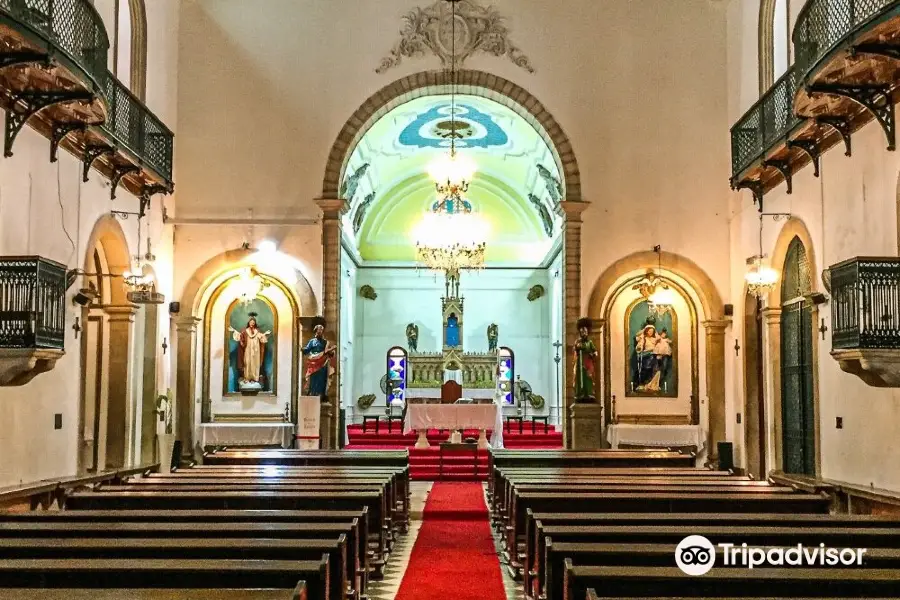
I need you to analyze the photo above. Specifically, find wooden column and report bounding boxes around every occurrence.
[703,319,729,463]
[103,305,137,469]
[315,198,348,449]
[557,200,589,448]
[175,316,200,459]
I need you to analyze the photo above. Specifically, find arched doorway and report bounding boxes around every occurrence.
[79,216,134,472]
[779,236,816,475]
[320,69,585,447]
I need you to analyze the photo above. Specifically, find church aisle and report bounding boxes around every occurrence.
[392,482,508,600]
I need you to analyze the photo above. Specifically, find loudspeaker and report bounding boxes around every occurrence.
[724,304,734,316]
[72,292,92,307]
[169,301,180,314]
[717,441,734,472]
[170,440,183,470]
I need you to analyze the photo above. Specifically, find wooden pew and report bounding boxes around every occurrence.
[0,537,347,600]
[202,450,408,468]
[0,558,329,599]
[545,542,900,600]
[563,563,900,600]
[0,588,307,600]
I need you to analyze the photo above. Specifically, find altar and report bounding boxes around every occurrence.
[404,403,498,448]
[606,423,705,454]
[199,422,295,448]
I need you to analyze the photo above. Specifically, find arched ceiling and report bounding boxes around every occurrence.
[339,95,564,266]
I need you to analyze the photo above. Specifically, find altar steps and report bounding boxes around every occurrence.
[344,424,563,480]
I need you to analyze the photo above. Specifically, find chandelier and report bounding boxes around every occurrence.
[123,238,155,294]
[636,245,675,315]
[427,0,476,198]
[413,205,488,273]
[745,212,786,298]
[234,267,269,304]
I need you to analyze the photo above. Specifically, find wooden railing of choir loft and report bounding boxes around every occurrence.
[730,0,900,204]
[0,256,67,351]
[0,0,174,198]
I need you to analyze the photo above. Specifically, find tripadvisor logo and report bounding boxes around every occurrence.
[675,535,868,576]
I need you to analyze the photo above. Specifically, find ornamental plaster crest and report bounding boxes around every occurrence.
[375,0,535,75]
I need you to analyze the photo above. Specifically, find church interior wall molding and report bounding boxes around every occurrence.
[375,0,535,75]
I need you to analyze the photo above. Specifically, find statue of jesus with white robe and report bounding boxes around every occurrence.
[230,317,271,386]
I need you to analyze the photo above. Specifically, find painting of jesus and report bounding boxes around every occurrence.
[625,299,677,397]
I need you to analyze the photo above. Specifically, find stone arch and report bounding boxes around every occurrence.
[128,0,148,100]
[180,248,319,318]
[587,250,727,460]
[762,216,821,475]
[759,0,777,93]
[83,214,132,305]
[321,69,581,202]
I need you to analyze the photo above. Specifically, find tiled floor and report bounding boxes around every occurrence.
[367,481,525,600]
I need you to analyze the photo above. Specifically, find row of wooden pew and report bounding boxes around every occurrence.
[0,449,410,600]
[488,448,900,600]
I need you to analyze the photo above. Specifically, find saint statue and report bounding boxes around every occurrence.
[487,323,499,351]
[303,322,336,396]
[573,317,598,401]
[229,316,271,388]
[406,323,419,351]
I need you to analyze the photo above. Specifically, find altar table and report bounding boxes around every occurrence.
[199,422,295,448]
[404,404,498,448]
[606,423,705,453]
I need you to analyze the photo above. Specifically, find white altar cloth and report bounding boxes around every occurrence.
[200,422,295,448]
[404,404,498,434]
[606,423,705,453]
[405,388,495,399]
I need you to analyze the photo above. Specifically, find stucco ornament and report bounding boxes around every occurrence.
[376,0,535,74]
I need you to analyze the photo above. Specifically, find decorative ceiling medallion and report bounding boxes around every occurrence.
[376,0,535,75]
[399,103,508,148]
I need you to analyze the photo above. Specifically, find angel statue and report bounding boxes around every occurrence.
[487,323,499,351]
[406,323,419,352]
[229,316,271,389]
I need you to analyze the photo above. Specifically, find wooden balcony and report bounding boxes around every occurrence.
[829,257,900,387]
[731,0,900,207]
[0,0,173,209]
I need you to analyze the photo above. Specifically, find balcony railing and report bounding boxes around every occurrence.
[730,0,900,183]
[0,256,67,350]
[830,257,900,350]
[730,67,801,177]
[0,0,109,86]
[102,73,174,184]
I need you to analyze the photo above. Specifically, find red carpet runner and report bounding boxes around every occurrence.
[394,483,507,600]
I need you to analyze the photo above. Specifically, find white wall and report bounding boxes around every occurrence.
[345,267,554,419]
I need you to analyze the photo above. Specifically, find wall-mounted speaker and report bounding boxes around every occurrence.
[724,304,734,317]
[169,301,181,314]
[72,292,92,307]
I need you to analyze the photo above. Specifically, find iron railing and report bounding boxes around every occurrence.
[102,73,174,184]
[0,0,108,87]
[0,256,67,350]
[731,67,801,177]
[830,257,900,350]
[731,0,900,179]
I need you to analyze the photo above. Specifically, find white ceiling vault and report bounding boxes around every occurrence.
[340,94,564,266]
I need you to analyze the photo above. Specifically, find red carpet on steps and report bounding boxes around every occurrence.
[394,483,507,600]
[345,423,563,481]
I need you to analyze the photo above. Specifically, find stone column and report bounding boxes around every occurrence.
[315,198,348,449]
[762,307,783,471]
[175,316,200,459]
[557,201,589,448]
[703,319,729,464]
[103,305,137,469]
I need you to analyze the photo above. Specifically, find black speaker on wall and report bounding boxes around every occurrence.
[169,301,180,314]
[717,441,734,472]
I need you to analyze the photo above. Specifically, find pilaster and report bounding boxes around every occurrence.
[557,200,589,448]
[762,306,783,471]
[103,304,138,469]
[175,316,201,459]
[316,197,349,449]
[703,319,729,463]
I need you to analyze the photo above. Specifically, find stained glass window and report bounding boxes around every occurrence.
[498,346,514,404]
[387,346,407,405]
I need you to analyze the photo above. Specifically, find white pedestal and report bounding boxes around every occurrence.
[415,430,430,448]
[157,433,176,474]
[477,429,489,449]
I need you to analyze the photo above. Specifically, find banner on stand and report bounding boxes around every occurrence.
[296,395,321,449]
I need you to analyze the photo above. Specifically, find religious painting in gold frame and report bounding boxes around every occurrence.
[223,296,278,396]
[625,298,677,398]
